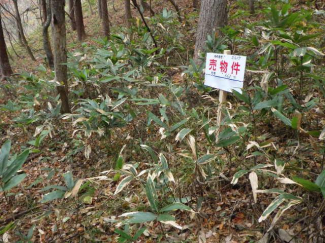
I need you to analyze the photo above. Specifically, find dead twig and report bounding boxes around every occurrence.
[0,205,43,226]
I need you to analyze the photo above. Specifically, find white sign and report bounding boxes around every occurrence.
[204,53,247,93]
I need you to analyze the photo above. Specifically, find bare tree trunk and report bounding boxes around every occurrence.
[140,0,155,16]
[74,0,86,41]
[194,0,227,62]
[68,0,76,30]
[193,0,199,10]
[124,0,132,28]
[100,0,110,38]
[42,0,54,68]
[2,20,20,58]
[51,0,70,113]
[12,0,36,61]
[87,0,94,15]
[249,0,255,14]
[0,11,13,77]
[41,0,47,23]
[167,0,181,22]
[98,0,103,19]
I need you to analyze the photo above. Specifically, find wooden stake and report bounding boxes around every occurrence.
[216,50,231,141]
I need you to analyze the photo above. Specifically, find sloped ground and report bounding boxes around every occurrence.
[1,0,325,242]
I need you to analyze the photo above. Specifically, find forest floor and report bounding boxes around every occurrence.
[1,0,325,242]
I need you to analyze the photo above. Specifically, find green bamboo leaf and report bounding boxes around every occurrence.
[146,176,158,212]
[27,224,36,239]
[251,164,273,170]
[216,135,240,147]
[111,98,127,111]
[267,200,301,232]
[121,212,157,224]
[63,171,75,190]
[275,159,285,175]
[271,40,297,49]
[259,43,272,55]
[270,5,279,26]
[114,175,133,195]
[169,118,189,133]
[159,153,168,169]
[293,47,307,57]
[175,128,192,142]
[280,12,300,27]
[147,112,168,129]
[254,99,278,110]
[157,214,175,222]
[271,108,292,127]
[3,149,29,183]
[160,203,192,212]
[0,222,15,235]
[159,107,169,123]
[258,195,286,222]
[197,154,216,164]
[231,170,249,184]
[316,170,325,190]
[41,190,65,203]
[114,229,133,240]
[40,185,68,192]
[131,98,160,105]
[252,35,259,47]
[292,177,320,192]
[158,94,170,106]
[256,188,285,194]
[115,156,124,170]
[2,174,26,192]
[132,227,146,241]
[232,90,250,104]
[291,117,298,129]
[140,145,158,163]
[0,140,11,176]
[268,85,288,95]
[281,193,302,201]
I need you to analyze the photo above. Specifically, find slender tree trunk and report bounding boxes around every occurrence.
[140,0,155,16]
[2,21,20,58]
[0,11,13,77]
[193,0,199,10]
[51,0,70,113]
[69,0,76,30]
[41,0,47,23]
[167,0,181,22]
[87,0,94,15]
[74,0,86,41]
[249,0,255,14]
[131,0,158,51]
[100,0,110,38]
[42,0,54,68]
[98,0,103,19]
[12,0,36,61]
[124,0,132,28]
[194,0,227,62]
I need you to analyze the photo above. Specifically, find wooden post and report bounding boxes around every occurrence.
[216,50,231,141]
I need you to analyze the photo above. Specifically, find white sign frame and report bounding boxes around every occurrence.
[204,53,247,93]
